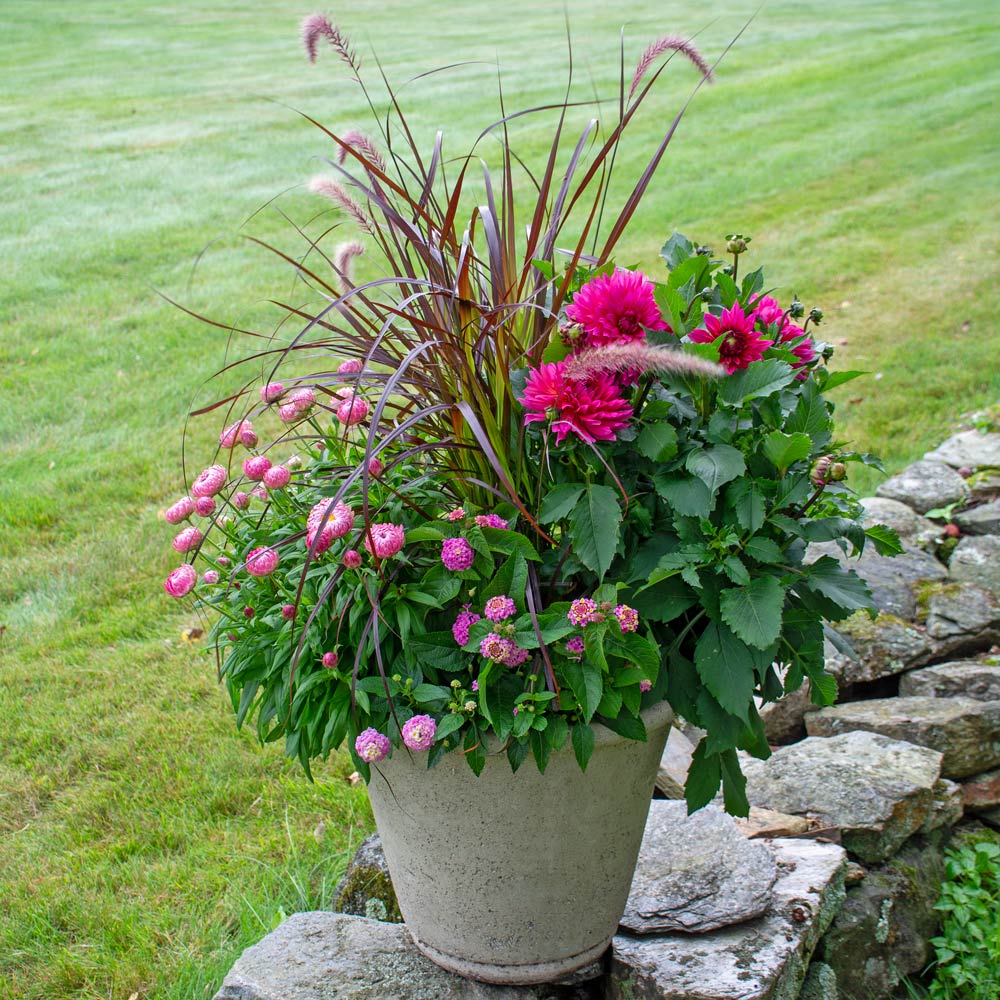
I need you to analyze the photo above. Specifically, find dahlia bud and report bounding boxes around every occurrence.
[810,455,834,487]
[695,245,713,257]
[828,462,847,482]
[787,298,805,319]
[726,235,749,255]
[558,321,584,346]
[809,307,824,325]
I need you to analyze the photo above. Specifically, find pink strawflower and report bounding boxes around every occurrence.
[245,546,280,578]
[194,496,216,517]
[263,465,291,490]
[364,523,405,559]
[566,636,584,659]
[568,597,600,627]
[231,491,251,510]
[202,570,220,585]
[689,303,773,374]
[243,455,272,481]
[484,595,517,623]
[251,486,268,502]
[355,728,391,763]
[307,499,355,554]
[164,564,197,598]
[475,513,509,530]
[278,388,316,423]
[452,608,481,646]
[639,679,653,693]
[446,508,466,522]
[243,606,255,619]
[566,269,670,348]
[220,419,255,449]
[278,402,300,423]
[164,496,195,524]
[500,643,530,668]
[441,537,475,572]
[343,549,362,569]
[335,387,355,399]
[261,382,286,403]
[480,633,509,661]
[172,526,203,554]
[191,465,227,498]
[367,457,383,478]
[281,604,297,620]
[322,651,339,669]
[520,362,632,445]
[217,556,231,567]
[614,604,640,633]
[336,396,370,426]
[401,714,436,752]
[338,359,363,374]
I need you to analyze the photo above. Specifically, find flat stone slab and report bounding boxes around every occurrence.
[860,496,940,548]
[733,807,811,840]
[740,732,949,862]
[900,660,1000,701]
[621,801,777,934]
[925,430,1000,470]
[876,460,970,515]
[960,767,1000,812]
[805,695,1000,779]
[655,729,694,799]
[213,911,593,1000]
[608,839,846,1000]
[949,535,1000,597]
[954,498,1000,535]
[826,614,934,683]
[921,582,1000,650]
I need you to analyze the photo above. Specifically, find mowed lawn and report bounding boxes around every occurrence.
[1,1,998,997]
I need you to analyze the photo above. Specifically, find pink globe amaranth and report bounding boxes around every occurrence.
[164,564,198,598]
[355,727,390,763]
[172,526,203,554]
[307,499,355,554]
[367,457,383,477]
[243,455,272,481]
[289,387,316,412]
[566,269,670,348]
[190,465,227,498]
[281,604,297,620]
[441,536,475,572]
[261,381,286,403]
[278,401,300,423]
[338,359,363,374]
[194,496,216,517]
[322,651,339,669]
[342,549,362,569]
[263,465,291,490]
[401,714,437,752]
[231,491,251,511]
[336,396,370,426]
[689,303,773,374]
[245,546,280,577]
[220,419,257,449]
[164,496,196,524]
[364,523,405,559]
[202,570,220,585]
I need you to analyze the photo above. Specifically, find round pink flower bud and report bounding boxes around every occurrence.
[261,382,286,403]
[252,486,268,501]
[243,455,271,481]
[338,359,363,374]
[335,387,355,399]
[239,425,258,448]
[278,402,299,423]
[217,556,231,567]
[202,570,220,585]
[343,549,362,569]
[337,396,370,426]
[441,537,474,572]
[220,419,254,449]
[263,465,291,490]
[172,526,203,554]
[322,651,339,669]
[355,728,390,763]
[164,564,197,598]
[363,523,406,559]
[191,465,227,498]
[281,604,296,620]
[243,606,255,619]
[194,496,216,517]
[289,387,315,412]
[164,496,196,524]
[231,491,251,510]
[245,546,280,577]
[368,457,383,478]
[401,714,436,752]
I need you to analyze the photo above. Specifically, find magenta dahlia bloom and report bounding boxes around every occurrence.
[172,526,203,554]
[484,595,517,622]
[342,549,362,569]
[164,496,195,524]
[568,597,601,627]
[441,537,475,572]
[336,396,370,426]
[520,362,632,445]
[164,564,197,598]
[246,546,280,577]
[191,465,227,498]
[263,465,291,490]
[566,269,670,348]
[307,499,355,554]
[364,523,405,559]
[355,727,391,763]
[475,513,509,530]
[780,323,817,375]
[260,382,286,403]
[689,303,773,374]
[243,455,271,481]
[401,714,436,751]
[614,604,639,633]
[750,294,785,329]
[452,608,481,645]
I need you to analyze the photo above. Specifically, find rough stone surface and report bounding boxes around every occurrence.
[759,681,817,746]
[960,767,1000,812]
[818,837,945,1000]
[899,659,1000,701]
[333,834,402,923]
[213,912,597,1000]
[740,732,949,863]
[734,807,811,840]
[954,498,1000,535]
[805,695,1000,779]
[655,729,694,799]
[608,839,846,1000]
[920,582,1000,652]
[925,429,1000,470]
[824,614,935,683]
[621,801,777,934]
[859,496,941,548]
[875,459,970,514]
[979,807,1000,829]
[969,468,1000,502]
[797,962,837,1000]
[949,535,1000,597]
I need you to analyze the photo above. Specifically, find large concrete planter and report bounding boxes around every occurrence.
[366,700,674,985]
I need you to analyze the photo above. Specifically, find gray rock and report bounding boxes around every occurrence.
[333,833,402,923]
[608,839,846,1000]
[818,837,945,1000]
[797,962,837,1000]
[875,460,970,515]
[214,911,591,1000]
[900,659,1000,701]
[925,430,1000,470]
[976,807,1000,830]
[924,779,964,833]
[827,614,935,683]
[920,582,1000,652]
[655,729,694,799]
[621,801,777,934]
[960,767,1000,812]
[954,498,1000,535]
[805,695,1000,779]
[949,535,1000,597]
[741,732,949,863]
[968,468,1000,502]
[733,807,811,840]
[859,496,941,548]
[760,681,817,745]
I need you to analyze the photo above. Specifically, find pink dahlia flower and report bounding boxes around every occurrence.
[321,651,339,669]
[780,323,817,374]
[355,727,390,763]
[220,419,256,449]
[263,465,291,490]
[342,549,362,569]
[190,465,227,498]
[566,269,670,348]
[614,604,639,633]
[520,362,632,445]
[475,513,509,530]
[401,714,436,752]
[452,608,481,646]
[441,537,475,572]
[307,499,355,554]
[484,595,517,622]
[164,496,195,524]
[172,526,203,554]
[750,294,785,329]
[338,359,363,374]
[568,597,600,627]
[261,382,286,403]
[202,570,220,585]
[336,396,370,426]
[689,303,773,373]
[245,546,280,577]
[364,523,405,559]
[164,564,197,598]
[243,455,272,481]
[194,496,216,517]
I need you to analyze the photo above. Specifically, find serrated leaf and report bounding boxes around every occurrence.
[720,576,785,649]
[659,230,695,270]
[685,445,746,496]
[538,484,585,524]
[653,473,714,515]
[762,430,812,476]
[569,484,621,580]
[638,422,679,462]
[802,555,875,614]
[785,387,831,445]
[743,535,784,564]
[694,621,756,721]
[719,360,794,404]
[865,523,904,557]
[722,555,751,585]
[728,480,765,533]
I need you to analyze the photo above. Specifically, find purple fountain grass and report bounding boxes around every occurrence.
[629,35,713,99]
[564,343,723,382]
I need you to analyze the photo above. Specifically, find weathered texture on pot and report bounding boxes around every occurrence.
[366,700,674,986]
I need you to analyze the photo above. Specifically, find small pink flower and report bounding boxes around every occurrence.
[689,303,773,374]
[263,465,291,490]
[261,382,286,403]
[278,402,300,423]
[336,396,370,426]
[639,679,653,693]
[281,604,296,620]
[231,491,251,511]
[452,608,481,646]
[446,508,466,522]
[217,556,231,567]
[501,643,530,668]
[475,513,509,530]
[471,680,479,692]
[342,549,362,569]
[441,537,475,572]
[202,570,220,585]
[480,633,509,661]
[191,465,227,498]
[246,546,280,577]
[614,604,639,633]
[220,419,254,449]
[338,359,363,374]
[566,269,670,348]
[164,496,195,524]
[401,715,436,751]
[322,651,339,669]
[172,526,203,554]
[335,387,355,399]
[355,727,391,763]
[277,388,316,423]
[364,523,405,559]
[252,486,268,501]
[164,564,197,598]
[239,424,258,448]
[484,595,517,623]
[750,295,785,329]
[243,455,272,481]
[566,636,584,659]
[307,499,355,554]
[367,457,383,478]
[194,496,216,517]
[568,598,600,627]
[243,606,255,619]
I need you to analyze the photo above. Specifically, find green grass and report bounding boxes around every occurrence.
[1,1,998,996]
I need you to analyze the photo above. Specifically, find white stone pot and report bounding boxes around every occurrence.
[366,700,674,985]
